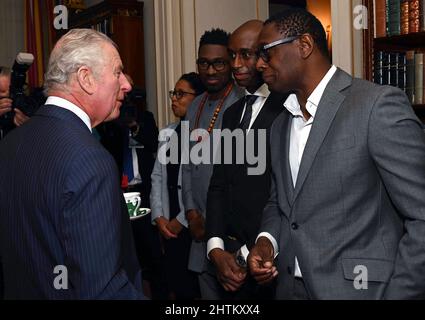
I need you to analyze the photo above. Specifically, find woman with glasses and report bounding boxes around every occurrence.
[150,72,205,299]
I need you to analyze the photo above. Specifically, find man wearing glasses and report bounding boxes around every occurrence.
[181,28,243,298]
[248,8,425,299]
[205,20,287,299]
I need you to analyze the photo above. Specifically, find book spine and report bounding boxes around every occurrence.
[389,52,399,86]
[409,0,421,33]
[382,52,390,84]
[406,50,416,103]
[375,0,388,37]
[388,0,401,36]
[374,51,384,84]
[386,0,390,35]
[398,52,407,92]
[414,52,424,104]
[401,0,410,34]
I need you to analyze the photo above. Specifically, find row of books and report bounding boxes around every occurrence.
[89,18,112,37]
[373,50,424,104]
[374,0,425,37]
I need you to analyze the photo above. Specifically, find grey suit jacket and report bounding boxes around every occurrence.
[150,122,187,228]
[182,84,244,273]
[262,68,425,299]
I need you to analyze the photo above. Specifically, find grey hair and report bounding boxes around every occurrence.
[0,66,11,77]
[44,28,116,94]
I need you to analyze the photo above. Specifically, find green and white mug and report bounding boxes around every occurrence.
[124,192,141,218]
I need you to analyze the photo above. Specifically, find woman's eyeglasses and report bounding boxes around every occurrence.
[257,35,300,63]
[169,90,196,100]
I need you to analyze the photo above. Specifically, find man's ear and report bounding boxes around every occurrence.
[297,34,314,60]
[76,66,96,94]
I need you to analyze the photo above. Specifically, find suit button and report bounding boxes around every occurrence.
[177,185,182,190]
[287,266,292,275]
[291,222,299,230]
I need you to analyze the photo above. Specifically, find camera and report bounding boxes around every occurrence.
[9,52,41,116]
[119,86,146,124]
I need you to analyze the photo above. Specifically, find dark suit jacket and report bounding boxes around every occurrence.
[0,104,145,299]
[262,68,425,299]
[206,92,287,251]
[97,110,158,207]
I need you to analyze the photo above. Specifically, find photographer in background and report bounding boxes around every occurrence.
[0,66,30,139]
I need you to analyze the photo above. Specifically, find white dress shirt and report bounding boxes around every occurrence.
[46,96,92,132]
[257,65,337,277]
[206,83,270,260]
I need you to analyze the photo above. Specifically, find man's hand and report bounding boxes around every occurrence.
[167,218,183,236]
[248,237,278,285]
[13,108,30,126]
[155,216,177,239]
[0,97,12,116]
[209,248,246,292]
[186,209,205,241]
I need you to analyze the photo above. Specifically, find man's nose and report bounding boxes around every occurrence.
[231,54,243,70]
[121,74,132,93]
[206,64,217,75]
[256,56,267,71]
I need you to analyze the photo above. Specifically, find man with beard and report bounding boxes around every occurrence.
[205,20,287,299]
[182,28,243,298]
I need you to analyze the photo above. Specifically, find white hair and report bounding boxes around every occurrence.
[0,66,11,78]
[44,28,116,94]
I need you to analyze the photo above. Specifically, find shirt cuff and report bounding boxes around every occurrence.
[206,237,224,259]
[239,244,249,261]
[256,232,279,258]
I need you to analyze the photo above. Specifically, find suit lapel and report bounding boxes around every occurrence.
[250,92,284,130]
[291,69,352,203]
[281,113,294,213]
[228,98,245,130]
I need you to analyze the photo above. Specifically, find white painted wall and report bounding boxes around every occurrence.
[330,0,364,78]
[0,0,24,67]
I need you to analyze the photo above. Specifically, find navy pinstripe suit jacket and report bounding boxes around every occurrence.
[0,104,145,299]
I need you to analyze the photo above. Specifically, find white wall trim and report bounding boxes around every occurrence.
[331,0,354,75]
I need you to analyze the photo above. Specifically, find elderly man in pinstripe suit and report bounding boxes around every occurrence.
[0,29,145,299]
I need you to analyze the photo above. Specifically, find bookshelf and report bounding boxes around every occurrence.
[65,0,145,90]
[363,0,425,121]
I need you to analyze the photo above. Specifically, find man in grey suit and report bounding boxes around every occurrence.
[248,8,425,299]
[182,28,243,298]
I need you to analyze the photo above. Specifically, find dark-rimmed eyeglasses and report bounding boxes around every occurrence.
[169,90,196,100]
[196,59,228,71]
[257,35,300,63]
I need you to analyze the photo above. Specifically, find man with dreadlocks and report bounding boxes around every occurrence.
[181,28,243,298]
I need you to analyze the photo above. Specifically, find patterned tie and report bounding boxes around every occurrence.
[239,95,258,130]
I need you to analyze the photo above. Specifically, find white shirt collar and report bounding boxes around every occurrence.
[45,96,92,132]
[244,83,270,99]
[284,65,337,119]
